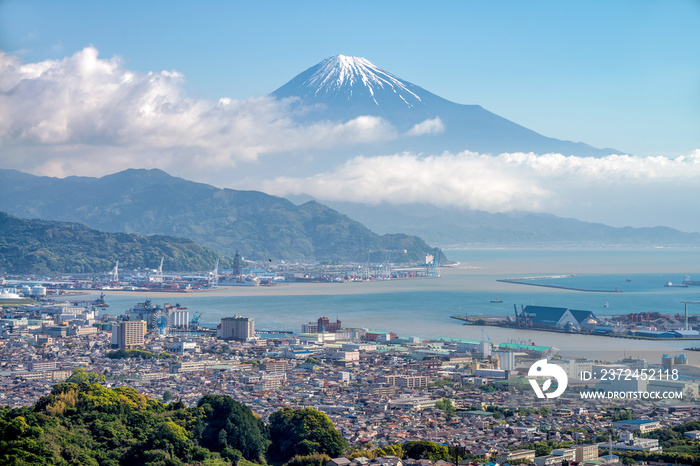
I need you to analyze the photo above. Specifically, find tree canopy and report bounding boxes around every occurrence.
[194,394,270,463]
[435,398,456,421]
[403,440,450,461]
[0,384,264,465]
[65,368,105,385]
[0,385,351,465]
[268,407,348,461]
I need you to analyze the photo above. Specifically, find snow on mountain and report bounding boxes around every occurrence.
[273,54,442,124]
[301,55,421,107]
[272,54,622,157]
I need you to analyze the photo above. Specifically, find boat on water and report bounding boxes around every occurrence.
[490,298,503,303]
[92,292,109,307]
[684,275,700,286]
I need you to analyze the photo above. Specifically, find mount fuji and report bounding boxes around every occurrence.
[271,54,621,157]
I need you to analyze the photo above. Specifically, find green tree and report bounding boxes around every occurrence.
[612,409,632,422]
[66,368,105,385]
[521,442,553,457]
[403,441,450,461]
[268,407,347,462]
[349,449,378,460]
[283,453,332,466]
[163,390,174,402]
[382,444,404,458]
[146,420,193,460]
[435,398,456,421]
[194,394,269,463]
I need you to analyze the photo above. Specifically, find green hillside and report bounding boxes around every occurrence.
[0,212,229,274]
[0,168,438,262]
[0,382,345,465]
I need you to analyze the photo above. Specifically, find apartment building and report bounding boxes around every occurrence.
[219,315,255,341]
[117,320,146,349]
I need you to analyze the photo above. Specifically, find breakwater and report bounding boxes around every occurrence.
[497,278,622,293]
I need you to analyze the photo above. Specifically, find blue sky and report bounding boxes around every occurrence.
[1,0,698,157]
[1,0,700,231]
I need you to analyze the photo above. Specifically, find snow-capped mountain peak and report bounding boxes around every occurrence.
[305,55,421,106]
[270,55,621,157]
[273,54,427,109]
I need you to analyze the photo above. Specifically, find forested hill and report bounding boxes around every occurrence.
[0,382,346,465]
[0,211,230,274]
[0,168,438,262]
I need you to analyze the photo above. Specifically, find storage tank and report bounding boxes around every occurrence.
[32,285,46,296]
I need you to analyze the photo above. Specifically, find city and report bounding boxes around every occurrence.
[1,2,698,464]
[2,294,700,465]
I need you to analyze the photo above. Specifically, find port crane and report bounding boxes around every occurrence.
[425,248,442,277]
[189,310,204,330]
[109,261,119,283]
[211,259,219,289]
[363,249,398,279]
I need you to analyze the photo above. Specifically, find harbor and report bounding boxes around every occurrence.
[451,313,700,340]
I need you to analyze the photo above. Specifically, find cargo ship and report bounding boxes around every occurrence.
[218,275,260,286]
[684,275,700,286]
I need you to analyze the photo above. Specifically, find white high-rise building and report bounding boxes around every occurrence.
[170,309,189,328]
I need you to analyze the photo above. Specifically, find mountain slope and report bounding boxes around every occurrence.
[0,169,436,262]
[286,197,700,248]
[0,211,232,274]
[272,54,620,157]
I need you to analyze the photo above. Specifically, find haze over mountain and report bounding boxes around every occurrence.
[3,166,698,262]
[0,168,437,263]
[286,197,700,249]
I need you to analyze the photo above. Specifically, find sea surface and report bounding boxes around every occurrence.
[82,248,700,362]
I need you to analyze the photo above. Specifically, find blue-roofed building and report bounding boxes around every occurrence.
[522,305,600,331]
[669,330,700,338]
[612,419,661,433]
[631,330,675,338]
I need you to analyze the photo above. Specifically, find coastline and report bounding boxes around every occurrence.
[79,248,700,363]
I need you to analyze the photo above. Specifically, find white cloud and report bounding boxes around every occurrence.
[0,47,397,177]
[259,150,700,216]
[405,117,444,136]
[3,47,699,230]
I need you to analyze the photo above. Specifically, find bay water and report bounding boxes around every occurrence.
[94,248,700,362]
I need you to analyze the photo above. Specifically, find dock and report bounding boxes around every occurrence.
[450,315,700,340]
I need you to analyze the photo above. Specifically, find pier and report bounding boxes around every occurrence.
[450,315,700,340]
